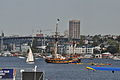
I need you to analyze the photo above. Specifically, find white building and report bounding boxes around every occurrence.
[58,44,94,54]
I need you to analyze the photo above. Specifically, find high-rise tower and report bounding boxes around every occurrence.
[69,20,80,39]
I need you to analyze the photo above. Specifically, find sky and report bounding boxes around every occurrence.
[0,0,120,36]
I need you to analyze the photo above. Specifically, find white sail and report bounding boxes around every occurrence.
[26,47,34,64]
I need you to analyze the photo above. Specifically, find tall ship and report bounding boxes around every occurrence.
[45,19,81,64]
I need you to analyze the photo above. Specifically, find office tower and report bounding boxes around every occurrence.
[69,20,80,39]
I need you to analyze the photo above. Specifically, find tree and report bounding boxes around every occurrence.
[93,49,101,54]
[107,46,118,54]
[100,44,105,49]
[92,35,101,47]
[116,36,120,42]
[106,39,119,53]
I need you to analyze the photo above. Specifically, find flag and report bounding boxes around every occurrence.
[57,19,60,21]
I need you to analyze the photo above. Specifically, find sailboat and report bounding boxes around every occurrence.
[26,47,34,64]
[45,19,81,64]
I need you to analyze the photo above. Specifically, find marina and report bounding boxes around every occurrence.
[0,57,120,80]
[0,0,120,80]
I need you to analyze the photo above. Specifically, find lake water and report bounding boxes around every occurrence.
[0,57,120,80]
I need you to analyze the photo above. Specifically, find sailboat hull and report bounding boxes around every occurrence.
[27,61,34,64]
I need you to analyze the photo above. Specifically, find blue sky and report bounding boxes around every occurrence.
[0,0,120,36]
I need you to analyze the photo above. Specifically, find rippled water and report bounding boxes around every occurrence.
[0,57,120,80]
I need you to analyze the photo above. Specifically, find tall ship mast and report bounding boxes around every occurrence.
[52,19,59,58]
